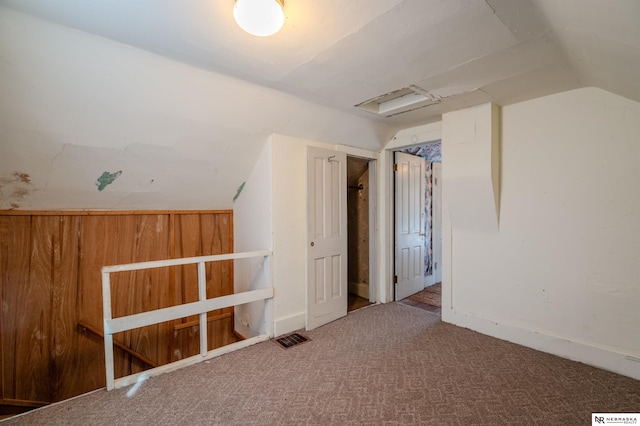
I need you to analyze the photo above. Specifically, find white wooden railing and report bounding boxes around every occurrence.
[101,250,273,390]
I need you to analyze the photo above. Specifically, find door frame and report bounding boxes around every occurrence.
[432,162,443,284]
[367,159,378,303]
[345,155,379,304]
[380,128,443,304]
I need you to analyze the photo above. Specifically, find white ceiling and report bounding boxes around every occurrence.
[1,0,639,129]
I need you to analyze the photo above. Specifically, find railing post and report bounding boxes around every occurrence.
[197,261,207,356]
[101,270,115,390]
[264,255,274,337]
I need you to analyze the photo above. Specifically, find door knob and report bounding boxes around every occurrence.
[310,242,315,247]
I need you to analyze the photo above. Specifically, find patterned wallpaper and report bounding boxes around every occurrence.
[401,142,441,163]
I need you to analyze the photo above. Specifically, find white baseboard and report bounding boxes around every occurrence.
[444,309,640,380]
[348,281,369,299]
[273,312,305,337]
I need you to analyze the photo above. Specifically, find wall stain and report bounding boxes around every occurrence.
[96,171,122,191]
[14,172,31,184]
[0,171,33,210]
[12,187,28,198]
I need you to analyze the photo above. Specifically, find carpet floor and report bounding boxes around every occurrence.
[4,303,639,425]
[408,283,442,307]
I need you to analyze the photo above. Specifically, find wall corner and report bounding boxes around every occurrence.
[491,103,501,226]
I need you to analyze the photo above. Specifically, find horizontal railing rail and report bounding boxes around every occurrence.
[102,250,273,390]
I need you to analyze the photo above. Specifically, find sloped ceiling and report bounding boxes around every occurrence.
[0,0,638,209]
[3,0,638,123]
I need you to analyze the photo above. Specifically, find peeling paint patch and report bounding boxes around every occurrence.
[233,182,246,202]
[96,171,122,191]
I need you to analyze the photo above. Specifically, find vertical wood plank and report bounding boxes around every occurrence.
[50,216,81,402]
[109,215,171,376]
[202,213,234,350]
[173,214,201,360]
[76,215,114,391]
[168,214,177,363]
[17,216,54,402]
[0,216,32,401]
[0,217,4,401]
[130,215,170,371]
[201,213,222,351]
[172,213,234,355]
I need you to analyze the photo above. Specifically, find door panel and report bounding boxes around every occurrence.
[395,152,425,300]
[307,147,347,330]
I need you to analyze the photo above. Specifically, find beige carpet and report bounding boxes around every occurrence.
[408,282,441,307]
[4,303,639,425]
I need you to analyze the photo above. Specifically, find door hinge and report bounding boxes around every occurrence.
[434,262,438,270]
[434,177,438,185]
[393,164,398,172]
[393,275,398,284]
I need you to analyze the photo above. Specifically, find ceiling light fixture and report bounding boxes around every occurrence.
[233,0,285,37]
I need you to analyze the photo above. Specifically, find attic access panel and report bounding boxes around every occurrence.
[355,86,440,117]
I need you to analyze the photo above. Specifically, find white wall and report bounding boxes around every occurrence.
[442,88,640,379]
[269,134,311,335]
[233,140,273,338]
[0,7,395,210]
[443,103,500,232]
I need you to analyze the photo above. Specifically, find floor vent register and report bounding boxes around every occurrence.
[275,333,310,349]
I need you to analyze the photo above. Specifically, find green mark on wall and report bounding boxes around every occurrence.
[96,170,122,191]
[233,182,246,202]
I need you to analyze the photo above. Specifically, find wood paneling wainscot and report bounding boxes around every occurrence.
[0,210,234,406]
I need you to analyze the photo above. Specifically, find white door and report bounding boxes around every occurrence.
[394,152,425,301]
[307,147,347,330]
[432,163,443,283]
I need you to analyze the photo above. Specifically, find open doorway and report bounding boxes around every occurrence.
[347,156,374,312]
[394,142,442,314]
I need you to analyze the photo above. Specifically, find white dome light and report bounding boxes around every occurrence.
[233,0,285,37]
